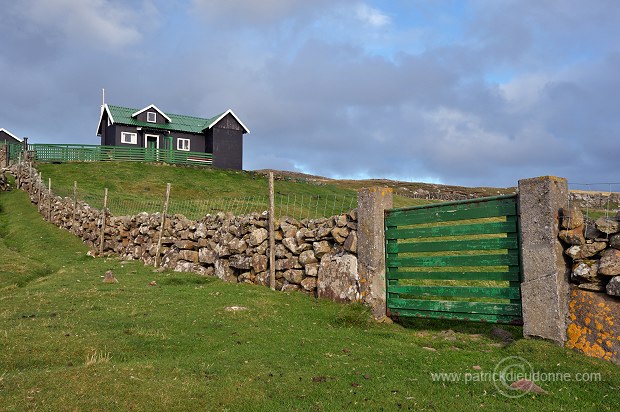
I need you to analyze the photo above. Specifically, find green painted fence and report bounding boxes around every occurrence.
[8,143,213,167]
[385,194,523,325]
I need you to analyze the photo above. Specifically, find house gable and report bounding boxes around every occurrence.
[204,109,250,134]
[131,104,172,124]
[0,128,22,144]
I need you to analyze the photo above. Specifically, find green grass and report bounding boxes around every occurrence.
[1,179,620,410]
[35,162,427,218]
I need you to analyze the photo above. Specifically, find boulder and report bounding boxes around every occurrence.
[198,247,217,264]
[283,269,304,284]
[610,234,620,250]
[331,227,349,244]
[178,250,199,263]
[606,276,620,297]
[305,263,319,277]
[251,254,268,272]
[336,214,348,227]
[282,237,299,254]
[560,206,584,230]
[578,283,606,292]
[343,231,358,253]
[275,257,299,270]
[317,253,358,302]
[313,241,331,259]
[229,254,252,270]
[301,276,317,291]
[565,242,607,260]
[571,260,601,284]
[248,228,268,246]
[280,222,298,238]
[228,238,248,254]
[595,217,620,235]
[214,243,230,258]
[299,250,318,266]
[599,249,620,276]
[558,228,585,246]
[281,282,301,292]
[215,259,237,283]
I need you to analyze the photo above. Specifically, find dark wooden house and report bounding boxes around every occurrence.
[96,104,250,170]
[0,128,22,145]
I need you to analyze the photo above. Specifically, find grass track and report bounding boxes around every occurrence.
[1,185,619,410]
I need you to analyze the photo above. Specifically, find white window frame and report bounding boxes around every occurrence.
[177,138,190,151]
[144,134,160,149]
[120,132,137,144]
[147,111,157,123]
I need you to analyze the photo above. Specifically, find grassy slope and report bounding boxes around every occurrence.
[1,185,619,410]
[35,162,430,218]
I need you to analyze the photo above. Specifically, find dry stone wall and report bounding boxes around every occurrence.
[559,205,620,364]
[559,206,620,297]
[10,163,360,300]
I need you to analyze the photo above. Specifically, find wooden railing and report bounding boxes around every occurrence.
[9,144,213,167]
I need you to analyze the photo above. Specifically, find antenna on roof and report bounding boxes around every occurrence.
[102,88,105,107]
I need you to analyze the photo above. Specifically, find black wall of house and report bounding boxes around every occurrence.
[211,128,243,170]
[104,124,206,153]
[0,131,21,145]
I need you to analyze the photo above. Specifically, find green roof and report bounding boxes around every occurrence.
[107,105,225,135]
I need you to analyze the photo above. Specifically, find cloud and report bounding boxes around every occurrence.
[15,0,151,49]
[355,3,390,28]
[191,0,343,26]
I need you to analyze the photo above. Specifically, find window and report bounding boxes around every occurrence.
[177,138,190,151]
[121,132,137,144]
[147,111,157,123]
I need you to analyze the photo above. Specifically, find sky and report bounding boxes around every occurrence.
[0,0,619,187]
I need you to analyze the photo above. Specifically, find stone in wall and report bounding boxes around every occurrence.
[607,276,620,297]
[560,206,584,230]
[599,249,620,277]
[316,252,358,302]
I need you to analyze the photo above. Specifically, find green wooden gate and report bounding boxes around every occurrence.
[385,195,522,325]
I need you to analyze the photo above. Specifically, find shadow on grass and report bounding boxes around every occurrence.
[396,316,524,340]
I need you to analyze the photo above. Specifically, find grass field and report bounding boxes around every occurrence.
[34,162,430,219]
[1,176,620,410]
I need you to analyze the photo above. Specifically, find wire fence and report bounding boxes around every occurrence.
[49,180,358,221]
[568,182,620,220]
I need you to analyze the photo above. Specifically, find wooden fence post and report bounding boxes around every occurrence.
[72,181,78,232]
[155,183,171,268]
[16,155,21,188]
[99,188,108,255]
[268,172,276,290]
[23,137,28,162]
[48,178,52,221]
[37,173,42,211]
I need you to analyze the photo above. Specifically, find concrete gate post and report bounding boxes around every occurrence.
[357,187,393,318]
[518,176,570,344]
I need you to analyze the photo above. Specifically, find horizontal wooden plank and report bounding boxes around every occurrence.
[386,220,517,240]
[386,201,516,226]
[387,237,518,254]
[388,298,522,316]
[386,252,518,268]
[388,308,523,325]
[386,270,521,282]
[387,194,518,215]
[388,285,521,299]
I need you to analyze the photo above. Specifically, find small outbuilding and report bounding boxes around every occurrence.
[96,103,250,170]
